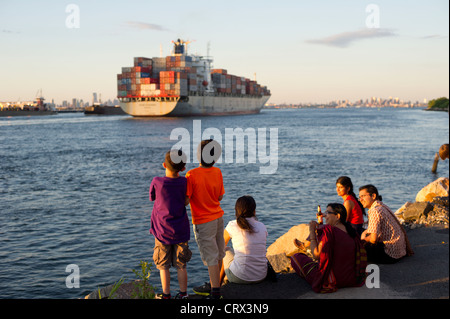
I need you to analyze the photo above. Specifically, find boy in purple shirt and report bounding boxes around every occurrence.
[149,149,192,299]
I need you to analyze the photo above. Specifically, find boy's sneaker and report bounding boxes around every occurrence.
[202,294,223,300]
[174,292,189,299]
[193,282,211,296]
[155,293,171,299]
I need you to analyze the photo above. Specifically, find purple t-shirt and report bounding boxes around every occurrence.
[149,176,190,245]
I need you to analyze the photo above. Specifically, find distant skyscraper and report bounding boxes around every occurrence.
[93,93,98,104]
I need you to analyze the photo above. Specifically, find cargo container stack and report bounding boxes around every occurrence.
[211,69,270,96]
[164,55,199,95]
[117,55,270,98]
[159,71,188,97]
[152,57,166,79]
[117,57,156,97]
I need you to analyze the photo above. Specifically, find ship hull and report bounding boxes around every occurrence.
[84,105,127,115]
[119,95,270,117]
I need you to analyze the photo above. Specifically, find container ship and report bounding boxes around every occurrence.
[117,39,271,117]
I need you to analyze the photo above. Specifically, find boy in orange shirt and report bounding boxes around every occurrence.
[186,139,225,299]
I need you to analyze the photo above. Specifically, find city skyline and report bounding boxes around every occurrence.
[0,0,449,105]
[267,95,429,108]
[39,93,432,109]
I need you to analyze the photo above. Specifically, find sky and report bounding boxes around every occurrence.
[0,0,448,105]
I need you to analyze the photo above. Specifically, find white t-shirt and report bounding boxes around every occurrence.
[225,218,268,282]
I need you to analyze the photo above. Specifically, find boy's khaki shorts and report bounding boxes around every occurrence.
[193,217,226,267]
[153,238,192,270]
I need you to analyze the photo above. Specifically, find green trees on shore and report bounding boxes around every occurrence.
[428,97,449,110]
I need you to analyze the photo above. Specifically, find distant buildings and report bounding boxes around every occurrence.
[57,93,120,111]
[1,92,120,111]
[266,96,428,109]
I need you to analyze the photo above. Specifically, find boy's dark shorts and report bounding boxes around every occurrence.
[153,238,192,270]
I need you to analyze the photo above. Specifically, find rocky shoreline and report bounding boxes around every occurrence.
[86,178,449,299]
[425,107,449,112]
[395,177,449,229]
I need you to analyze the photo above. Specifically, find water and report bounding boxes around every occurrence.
[0,108,448,299]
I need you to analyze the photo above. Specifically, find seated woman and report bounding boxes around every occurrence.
[220,196,268,285]
[358,185,414,264]
[291,203,367,293]
[336,176,365,235]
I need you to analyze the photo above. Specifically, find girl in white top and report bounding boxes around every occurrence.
[220,196,268,284]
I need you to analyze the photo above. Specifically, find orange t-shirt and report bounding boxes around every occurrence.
[186,166,225,225]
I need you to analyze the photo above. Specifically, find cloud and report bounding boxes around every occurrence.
[2,29,20,34]
[306,28,398,48]
[125,21,169,32]
[420,34,447,40]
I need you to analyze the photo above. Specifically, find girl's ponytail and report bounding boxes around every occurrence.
[235,196,257,233]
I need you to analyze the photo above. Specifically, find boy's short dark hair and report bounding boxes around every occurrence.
[165,149,187,172]
[197,139,221,167]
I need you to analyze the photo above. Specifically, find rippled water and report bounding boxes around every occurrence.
[0,108,448,298]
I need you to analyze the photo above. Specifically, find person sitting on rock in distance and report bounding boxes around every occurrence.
[432,143,448,173]
[359,184,414,264]
[291,203,367,293]
[439,144,449,161]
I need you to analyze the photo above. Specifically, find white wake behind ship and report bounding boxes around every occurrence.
[117,39,271,117]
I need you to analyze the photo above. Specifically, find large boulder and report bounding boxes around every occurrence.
[415,177,449,202]
[394,202,413,219]
[266,224,310,273]
[401,202,433,222]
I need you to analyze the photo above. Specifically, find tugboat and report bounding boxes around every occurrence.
[0,90,56,117]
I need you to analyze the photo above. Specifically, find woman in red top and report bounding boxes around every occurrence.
[336,176,365,236]
[291,203,367,293]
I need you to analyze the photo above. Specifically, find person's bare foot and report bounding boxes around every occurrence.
[293,238,306,251]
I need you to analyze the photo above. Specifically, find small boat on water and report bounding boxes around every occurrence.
[84,104,127,115]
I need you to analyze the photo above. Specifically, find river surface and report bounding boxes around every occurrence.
[0,108,448,298]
